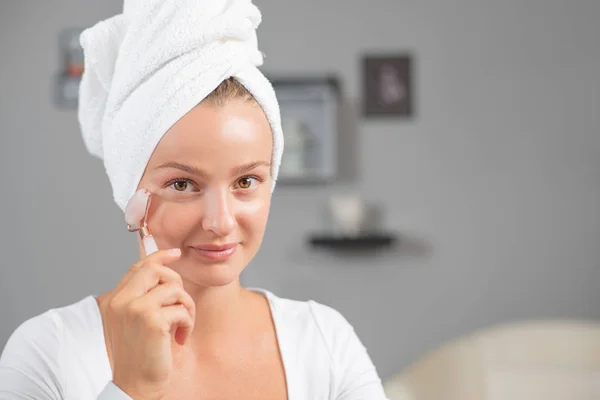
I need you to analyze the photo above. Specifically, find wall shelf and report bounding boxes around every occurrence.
[308,233,397,250]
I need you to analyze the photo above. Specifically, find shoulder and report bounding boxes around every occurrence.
[0,296,103,397]
[5,295,102,347]
[1,303,66,367]
[1,295,100,363]
[260,289,359,358]
[260,288,352,327]
[299,298,356,348]
[262,290,388,398]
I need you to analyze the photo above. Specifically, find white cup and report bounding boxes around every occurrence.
[329,194,367,237]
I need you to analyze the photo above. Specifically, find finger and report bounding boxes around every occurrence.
[135,248,181,271]
[125,263,184,297]
[161,304,195,345]
[116,248,181,291]
[145,283,196,320]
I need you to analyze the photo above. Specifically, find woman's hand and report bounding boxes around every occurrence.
[100,248,195,400]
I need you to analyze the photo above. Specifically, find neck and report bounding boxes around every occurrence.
[183,280,250,342]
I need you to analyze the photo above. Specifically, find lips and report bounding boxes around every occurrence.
[189,243,238,261]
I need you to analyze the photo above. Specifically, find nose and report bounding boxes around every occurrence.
[201,188,235,237]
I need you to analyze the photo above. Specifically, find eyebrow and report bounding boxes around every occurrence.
[155,162,207,177]
[155,161,271,177]
[232,161,271,176]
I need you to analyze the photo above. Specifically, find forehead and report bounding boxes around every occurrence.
[149,99,273,165]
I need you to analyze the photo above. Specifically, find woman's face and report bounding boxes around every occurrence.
[136,98,273,288]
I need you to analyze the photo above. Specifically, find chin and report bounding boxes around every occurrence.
[174,259,243,288]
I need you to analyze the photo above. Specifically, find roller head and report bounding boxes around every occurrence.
[125,188,151,228]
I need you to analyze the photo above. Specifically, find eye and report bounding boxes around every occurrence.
[168,179,196,192]
[236,176,260,190]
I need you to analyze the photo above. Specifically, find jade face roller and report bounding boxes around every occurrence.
[125,188,159,255]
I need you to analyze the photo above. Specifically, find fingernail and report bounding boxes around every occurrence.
[168,248,181,256]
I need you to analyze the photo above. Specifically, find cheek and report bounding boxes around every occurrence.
[236,196,270,233]
[149,202,199,242]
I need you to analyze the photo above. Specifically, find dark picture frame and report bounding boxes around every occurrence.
[362,54,414,117]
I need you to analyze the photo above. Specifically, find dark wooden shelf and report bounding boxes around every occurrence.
[309,233,397,250]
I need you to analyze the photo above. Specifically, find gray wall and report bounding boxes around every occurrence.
[1,0,600,380]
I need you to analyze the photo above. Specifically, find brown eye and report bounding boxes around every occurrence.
[173,180,188,191]
[238,177,252,189]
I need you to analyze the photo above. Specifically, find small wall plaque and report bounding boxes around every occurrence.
[363,54,414,117]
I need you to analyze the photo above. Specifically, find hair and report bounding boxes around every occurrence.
[204,77,258,107]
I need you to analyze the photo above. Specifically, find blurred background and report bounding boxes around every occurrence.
[1,1,600,398]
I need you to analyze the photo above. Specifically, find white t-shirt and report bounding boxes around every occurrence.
[0,289,389,400]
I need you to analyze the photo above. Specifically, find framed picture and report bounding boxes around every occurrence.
[54,28,85,109]
[363,54,414,117]
[269,76,341,183]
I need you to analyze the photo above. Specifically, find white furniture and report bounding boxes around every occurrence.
[383,320,600,400]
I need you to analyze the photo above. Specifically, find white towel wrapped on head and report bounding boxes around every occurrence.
[78,0,284,212]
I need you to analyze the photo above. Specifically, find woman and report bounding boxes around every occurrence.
[0,1,388,400]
